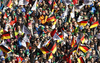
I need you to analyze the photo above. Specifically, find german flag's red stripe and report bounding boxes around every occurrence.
[47,16,56,22]
[7,0,12,8]
[77,57,85,63]
[0,45,10,53]
[1,34,10,37]
[50,43,56,51]
[40,47,49,54]
[79,21,88,23]
[82,46,89,51]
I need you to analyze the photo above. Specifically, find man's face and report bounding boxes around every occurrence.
[98,46,100,51]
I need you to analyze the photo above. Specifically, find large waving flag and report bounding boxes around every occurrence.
[77,57,85,63]
[0,45,11,53]
[47,42,57,54]
[7,0,13,8]
[90,21,99,29]
[1,33,10,39]
[40,47,50,54]
[71,37,76,47]
[78,45,90,53]
[48,53,53,60]
[77,20,88,27]
[80,36,85,44]
[46,16,56,22]
[31,0,37,11]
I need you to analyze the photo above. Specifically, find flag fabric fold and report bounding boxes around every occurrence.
[90,21,99,29]
[7,0,13,8]
[1,33,10,39]
[78,45,90,53]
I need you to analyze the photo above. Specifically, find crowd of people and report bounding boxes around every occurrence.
[0,0,100,63]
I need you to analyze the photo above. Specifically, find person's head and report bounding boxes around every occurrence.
[92,49,96,55]
[45,25,49,30]
[58,19,62,24]
[19,49,23,54]
[35,23,38,28]
[93,17,96,21]
[94,37,97,43]
[84,11,87,15]
[97,45,100,51]
[80,12,83,16]
[8,16,12,21]
[35,60,39,63]
[90,42,94,48]
[18,18,22,24]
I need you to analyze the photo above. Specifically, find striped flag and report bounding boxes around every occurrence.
[80,36,85,44]
[78,45,90,53]
[46,16,56,22]
[47,42,57,54]
[77,57,85,63]
[48,53,53,60]
[1,33,10,39]
[7,0,13,8]
[40,47,50,54]
[71,37,76,47]
[77,20,88,26]
[90,21,99,29]
[0,45,11,53]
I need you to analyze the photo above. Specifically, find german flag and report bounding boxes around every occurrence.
[48,53,53,60]
[77,57,85,63]
[77,20,88,26]
[40,47,50,54]
[53,19,56,25]
[1,33,10,39]
[90,21,99,29]
[47,42,57,54]
[46,16,56,22]
[51,29,56,37]
[0,45,11,53]
[80,36,85,44]
[71,37,76,47]
[7,0,13,8]
[78,45,89,53]
[59,35,64,40]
